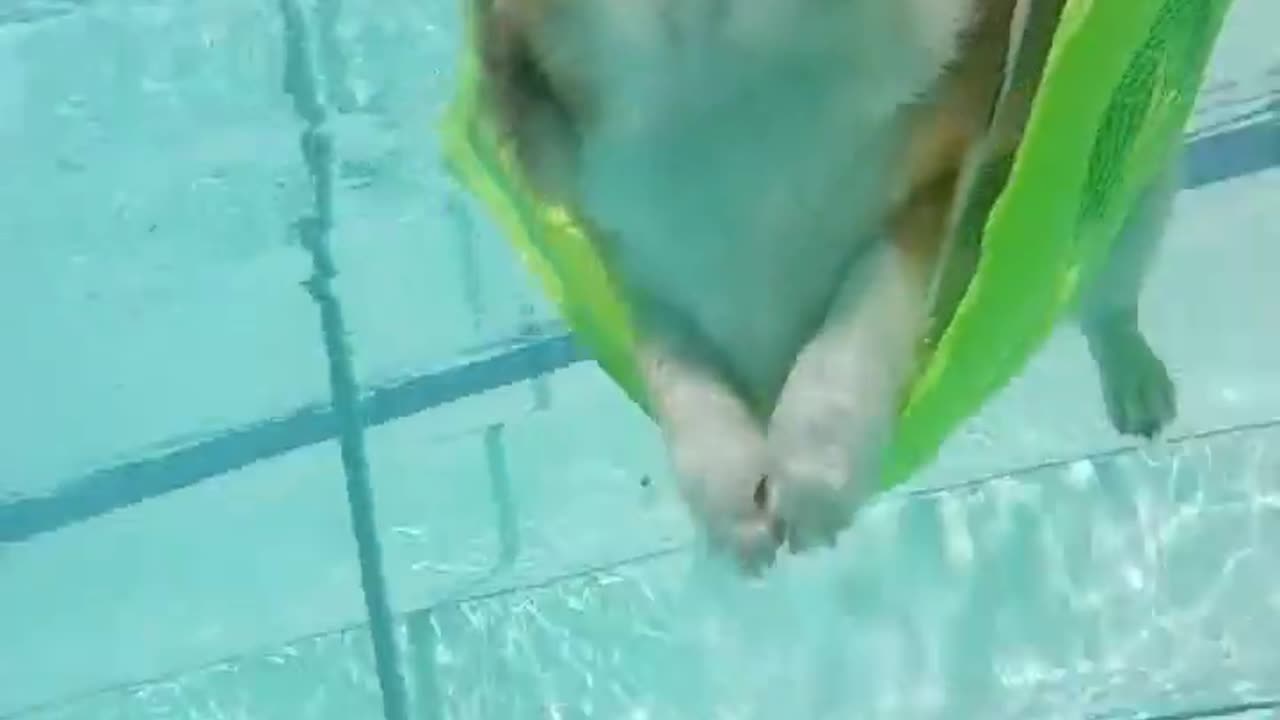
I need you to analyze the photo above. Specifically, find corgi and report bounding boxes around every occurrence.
[476,0,1178,572]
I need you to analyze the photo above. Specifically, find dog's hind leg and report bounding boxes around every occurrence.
[1077,158,1181,439]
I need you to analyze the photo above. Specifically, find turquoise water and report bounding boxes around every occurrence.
[1,0,1278,717]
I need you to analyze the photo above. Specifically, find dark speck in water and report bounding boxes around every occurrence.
[340,160,378,189]
[56,157,85,173]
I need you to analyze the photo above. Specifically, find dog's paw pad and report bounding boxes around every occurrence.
[1096,331,1177,439]
[669,425,785,573]
[766,452,865,554]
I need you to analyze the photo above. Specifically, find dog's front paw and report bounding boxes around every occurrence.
[762,422,875,550]
[640,343,785,574]
[666,408,784,574]
[766,407,881,554]
[1089,325,1177,439]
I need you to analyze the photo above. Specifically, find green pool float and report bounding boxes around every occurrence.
[441,0,1233,489]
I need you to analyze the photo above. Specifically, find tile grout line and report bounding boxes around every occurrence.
[276,1,411,719]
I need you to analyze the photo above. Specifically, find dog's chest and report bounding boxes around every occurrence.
[562,0,972,397]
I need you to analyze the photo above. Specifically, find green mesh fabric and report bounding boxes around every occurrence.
[883,0,1232,486]
[440,0,1233,490]
[439,3,648,410]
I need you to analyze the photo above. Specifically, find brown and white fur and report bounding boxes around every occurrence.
[477,0,1178,572]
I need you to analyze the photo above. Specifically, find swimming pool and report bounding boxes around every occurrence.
[1,0,1278,717]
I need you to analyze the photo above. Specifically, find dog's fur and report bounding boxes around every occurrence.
[477,0,1178,572]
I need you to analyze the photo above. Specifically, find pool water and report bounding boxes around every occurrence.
[0,0,1278,718]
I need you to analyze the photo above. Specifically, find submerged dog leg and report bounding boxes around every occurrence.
[765,242,930,552]
[1078,160,1180,438]
[636,327,784,573]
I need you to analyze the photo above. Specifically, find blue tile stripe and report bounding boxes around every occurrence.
[0,118,1276,544]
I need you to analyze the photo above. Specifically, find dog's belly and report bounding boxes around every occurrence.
[578,84,899,404]
[551,0,976,406]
